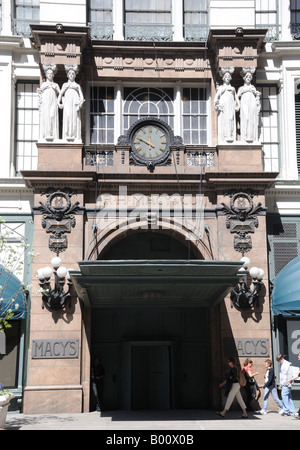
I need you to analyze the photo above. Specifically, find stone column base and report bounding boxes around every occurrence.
[37,143,83,171]
[23,385,83,414]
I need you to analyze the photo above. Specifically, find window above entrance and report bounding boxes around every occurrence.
[88,85,209,146]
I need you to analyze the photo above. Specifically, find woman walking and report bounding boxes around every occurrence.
[217,357,248,418]
[260,359,283,414]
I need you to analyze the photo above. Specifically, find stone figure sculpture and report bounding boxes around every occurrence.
[237,68,261,143]
[57,65,85,142]
[38,64,60,141]
[214,67,239,144]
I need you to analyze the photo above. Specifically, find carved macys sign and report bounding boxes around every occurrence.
[32,339,79,359]
[223,338,270,357]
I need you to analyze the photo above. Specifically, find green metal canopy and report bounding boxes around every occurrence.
[0,264,26,320]
[272,255,300,316]
[70,259,244,308]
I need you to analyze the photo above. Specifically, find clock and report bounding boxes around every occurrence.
[130,119,171,170]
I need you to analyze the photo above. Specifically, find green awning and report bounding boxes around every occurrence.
[70,259,244,308]
[0,264,26,320]
[272,256,300,316]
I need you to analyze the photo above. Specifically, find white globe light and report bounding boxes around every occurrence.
[42,266,53,279]
[57,266,67,279]
[51,256,62,268]
[257,268,265,280]
[37,268,45,280]
[240,256,250,268]
[249,266,260,279]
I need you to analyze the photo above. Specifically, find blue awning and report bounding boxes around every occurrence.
[272,256,300,316]
[0,264,26,320]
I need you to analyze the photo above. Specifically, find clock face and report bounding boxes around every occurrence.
[132,124,168,161]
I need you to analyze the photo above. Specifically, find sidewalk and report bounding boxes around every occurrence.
[3,409,300,430]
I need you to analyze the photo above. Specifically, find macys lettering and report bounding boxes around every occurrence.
[223,338,270,357]
[32,339,79,359]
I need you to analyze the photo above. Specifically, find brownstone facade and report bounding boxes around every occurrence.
[22,26,278,413]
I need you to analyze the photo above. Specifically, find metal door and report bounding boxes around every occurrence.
[131,344,171,409]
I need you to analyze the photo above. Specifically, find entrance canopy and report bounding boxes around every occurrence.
[0,264,26,320]
[70,260,244,308]
[272,256,300,316]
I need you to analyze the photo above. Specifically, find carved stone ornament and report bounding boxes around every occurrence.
[57,65,85,142]
[221,192,267,256]
[38,64,60,142]
[38,189,80,255]
[214,67,239,144]
[237,67,261,143]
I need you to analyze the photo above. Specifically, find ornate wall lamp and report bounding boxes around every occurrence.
[230,257,264,310]
[37,257,73,311]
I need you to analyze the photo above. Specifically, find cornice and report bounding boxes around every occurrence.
[271,40,300,54]
[0,35,24,49]
[266,180,300,197]
[21,170,97,191]
[0,178,33,195]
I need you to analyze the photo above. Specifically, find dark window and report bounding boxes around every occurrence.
[295,87,300,175]
[291,0,300,39]
[0,322,21,388]
[267,216,300,278]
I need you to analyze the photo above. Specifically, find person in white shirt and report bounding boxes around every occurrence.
[276,354,296,416]
[286,352,300,419]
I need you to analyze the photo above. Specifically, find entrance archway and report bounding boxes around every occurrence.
[71,234,243,411]
[100,230,200,260]
[92,232,208,411]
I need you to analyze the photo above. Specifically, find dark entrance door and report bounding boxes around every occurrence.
[79,232,242,411]
[91,309,210,411]
[131,344,171,410]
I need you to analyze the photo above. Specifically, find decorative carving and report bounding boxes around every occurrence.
[237,68,261,143]
[214,67,239,144]
[57,65,85,142]
[221,192,267,255]
[37,64,60,142]
[187,151,214,167]
[38,189,80,255]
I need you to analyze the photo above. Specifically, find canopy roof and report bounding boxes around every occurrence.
[70,259,244,309]
[272,256,300,316]
[0,264,26,320]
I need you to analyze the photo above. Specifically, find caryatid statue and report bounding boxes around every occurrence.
[38,64,60,141]
[214,67,239,144]
[237,67,261,143]
[57,64,85,142]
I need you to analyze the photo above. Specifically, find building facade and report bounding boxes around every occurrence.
[0,1,300,413]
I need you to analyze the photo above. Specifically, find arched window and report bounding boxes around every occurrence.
[123,87,174,132]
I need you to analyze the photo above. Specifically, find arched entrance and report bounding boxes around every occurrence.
[101,230,200,260]
[91,231,209,411]
[71,232,243,411]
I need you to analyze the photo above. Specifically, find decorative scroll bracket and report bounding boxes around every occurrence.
[38,189,80,255]
[221,191,267,256]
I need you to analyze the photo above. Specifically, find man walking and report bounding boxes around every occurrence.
[276,354,296,416]
[286,352,300,419]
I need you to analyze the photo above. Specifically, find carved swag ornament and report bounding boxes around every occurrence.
[221,192,266,256]
[38,189,80,255]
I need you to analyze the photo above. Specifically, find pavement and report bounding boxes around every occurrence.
[3,409,300,431]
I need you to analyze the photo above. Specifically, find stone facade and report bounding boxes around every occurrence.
[18,24,279,413]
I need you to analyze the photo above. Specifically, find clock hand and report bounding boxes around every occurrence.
[137,135,155,148]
